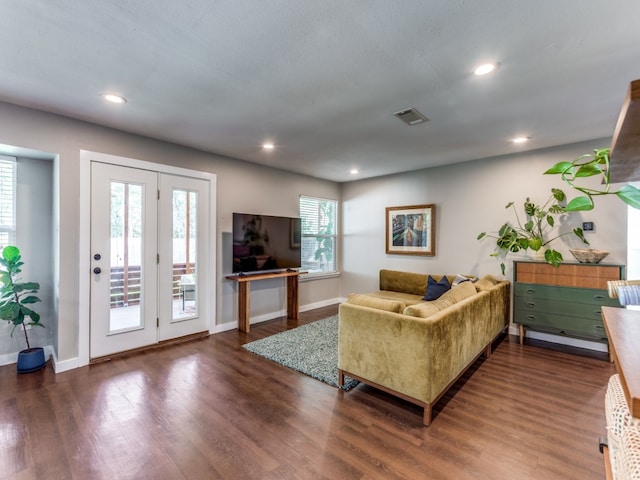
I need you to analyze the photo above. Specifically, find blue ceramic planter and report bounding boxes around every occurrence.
[17,347,46,373]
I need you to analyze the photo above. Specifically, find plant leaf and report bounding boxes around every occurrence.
[575,163,603,177]
[573,227,589,245]
[477,232,486,240]
[616,184,640,210]
[546,215,555,227]
[20,295,41,304]
[528,237,542,251]
[544,162,574,175]
[565,196,594,211]
[551,188,566,202]
[0,302,20,321]
[545,249,563,268]
[21,306,39,323]
[2,246,20,263]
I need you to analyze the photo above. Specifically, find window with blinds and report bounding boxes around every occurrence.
[299,195,337,275]
[0,155,16,248]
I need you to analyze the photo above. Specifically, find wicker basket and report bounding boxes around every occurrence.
[619,425,640,480]
[606,374,640,479]
[569,248,610,263]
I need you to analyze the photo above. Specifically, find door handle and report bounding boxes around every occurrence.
[93,267,101,274]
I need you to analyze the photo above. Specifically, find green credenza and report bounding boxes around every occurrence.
[513,261,625,344]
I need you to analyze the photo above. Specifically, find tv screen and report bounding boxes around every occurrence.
[232,213,301,274]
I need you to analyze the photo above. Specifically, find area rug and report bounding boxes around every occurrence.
[242,315,359,390]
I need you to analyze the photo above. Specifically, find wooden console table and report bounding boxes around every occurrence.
[226,271,302,333]
[601,306,640,418]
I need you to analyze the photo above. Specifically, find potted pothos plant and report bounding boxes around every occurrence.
[0,245,46,373]
[544,147,640,211]
[477,188,589,275]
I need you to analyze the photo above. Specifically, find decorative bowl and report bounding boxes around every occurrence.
[569,248,610,264]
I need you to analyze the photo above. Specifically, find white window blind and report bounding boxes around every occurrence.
[299,195,337,275]
[0,155,16,248]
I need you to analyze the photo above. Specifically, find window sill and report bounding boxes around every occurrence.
[300,271,341,282]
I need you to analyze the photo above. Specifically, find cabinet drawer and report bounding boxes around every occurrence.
[514,309,607,339]
[514,283,617,306]
[513,296,608,319]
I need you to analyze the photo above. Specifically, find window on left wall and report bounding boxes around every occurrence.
[0,155,16,248]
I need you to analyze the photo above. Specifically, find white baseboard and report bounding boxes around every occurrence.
[53,354,81,373]
[214,297,343,334]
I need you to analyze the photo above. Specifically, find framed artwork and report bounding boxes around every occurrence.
[385,204,435,256]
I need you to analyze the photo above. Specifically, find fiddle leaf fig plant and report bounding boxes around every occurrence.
[544,148,640,211]
[478,188,589,275]
[0,245,43,350]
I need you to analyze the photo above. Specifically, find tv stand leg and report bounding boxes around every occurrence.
[287,275,299,320]
[238,281,250,333]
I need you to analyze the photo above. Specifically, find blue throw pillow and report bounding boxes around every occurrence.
[422,275,451,301]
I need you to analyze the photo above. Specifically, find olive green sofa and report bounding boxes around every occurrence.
[338,269,510,426]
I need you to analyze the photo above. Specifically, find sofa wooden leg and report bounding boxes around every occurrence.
[422,404,432,427]
[484,343,492,358]
[338,369,344,387]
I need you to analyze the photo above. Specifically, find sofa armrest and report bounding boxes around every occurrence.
[338,302,433,401]
[338,289,497,405]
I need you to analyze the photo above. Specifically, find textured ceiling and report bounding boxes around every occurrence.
[1,1,639,182]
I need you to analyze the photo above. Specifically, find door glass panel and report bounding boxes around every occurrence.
[173,189,198,320]
[110,181,144,332]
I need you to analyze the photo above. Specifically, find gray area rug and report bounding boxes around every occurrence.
[242,315,359,390]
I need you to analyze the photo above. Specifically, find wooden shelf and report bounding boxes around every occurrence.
[226,270,301,283]
[602,306,640,419]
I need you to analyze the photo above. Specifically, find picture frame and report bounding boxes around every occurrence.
[385,204,435,256]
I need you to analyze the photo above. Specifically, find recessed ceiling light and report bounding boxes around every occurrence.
[262,143,275,150]
[102,93,127,104]
[511,136,530,144]
[350,168,359,175]
[473,63,499,76]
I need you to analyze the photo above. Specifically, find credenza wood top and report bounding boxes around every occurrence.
[602,306,640,418]
[514,261,624,289]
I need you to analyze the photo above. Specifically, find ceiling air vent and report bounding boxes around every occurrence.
[393,107,428,126]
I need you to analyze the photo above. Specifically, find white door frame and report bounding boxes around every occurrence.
[78,150,217,367]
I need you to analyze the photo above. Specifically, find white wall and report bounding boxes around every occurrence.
[341,139,627,299]
[0,101,341,366]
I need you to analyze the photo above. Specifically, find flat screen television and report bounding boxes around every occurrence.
[232,213,301,274]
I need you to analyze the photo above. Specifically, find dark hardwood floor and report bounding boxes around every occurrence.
[0,305,615,479]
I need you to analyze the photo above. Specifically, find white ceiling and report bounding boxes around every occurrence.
[1,1,639,182]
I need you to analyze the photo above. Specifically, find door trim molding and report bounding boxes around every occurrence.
[78,150,217,367]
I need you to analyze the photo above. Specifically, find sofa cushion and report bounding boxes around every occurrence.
[366,291,425,306]
[475,274,500,291]
[346,293,406,313]
[405,281,477,318]
[423,275,451,300]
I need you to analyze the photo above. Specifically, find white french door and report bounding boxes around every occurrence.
[157,173,210,341]
[89,162,210,359]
